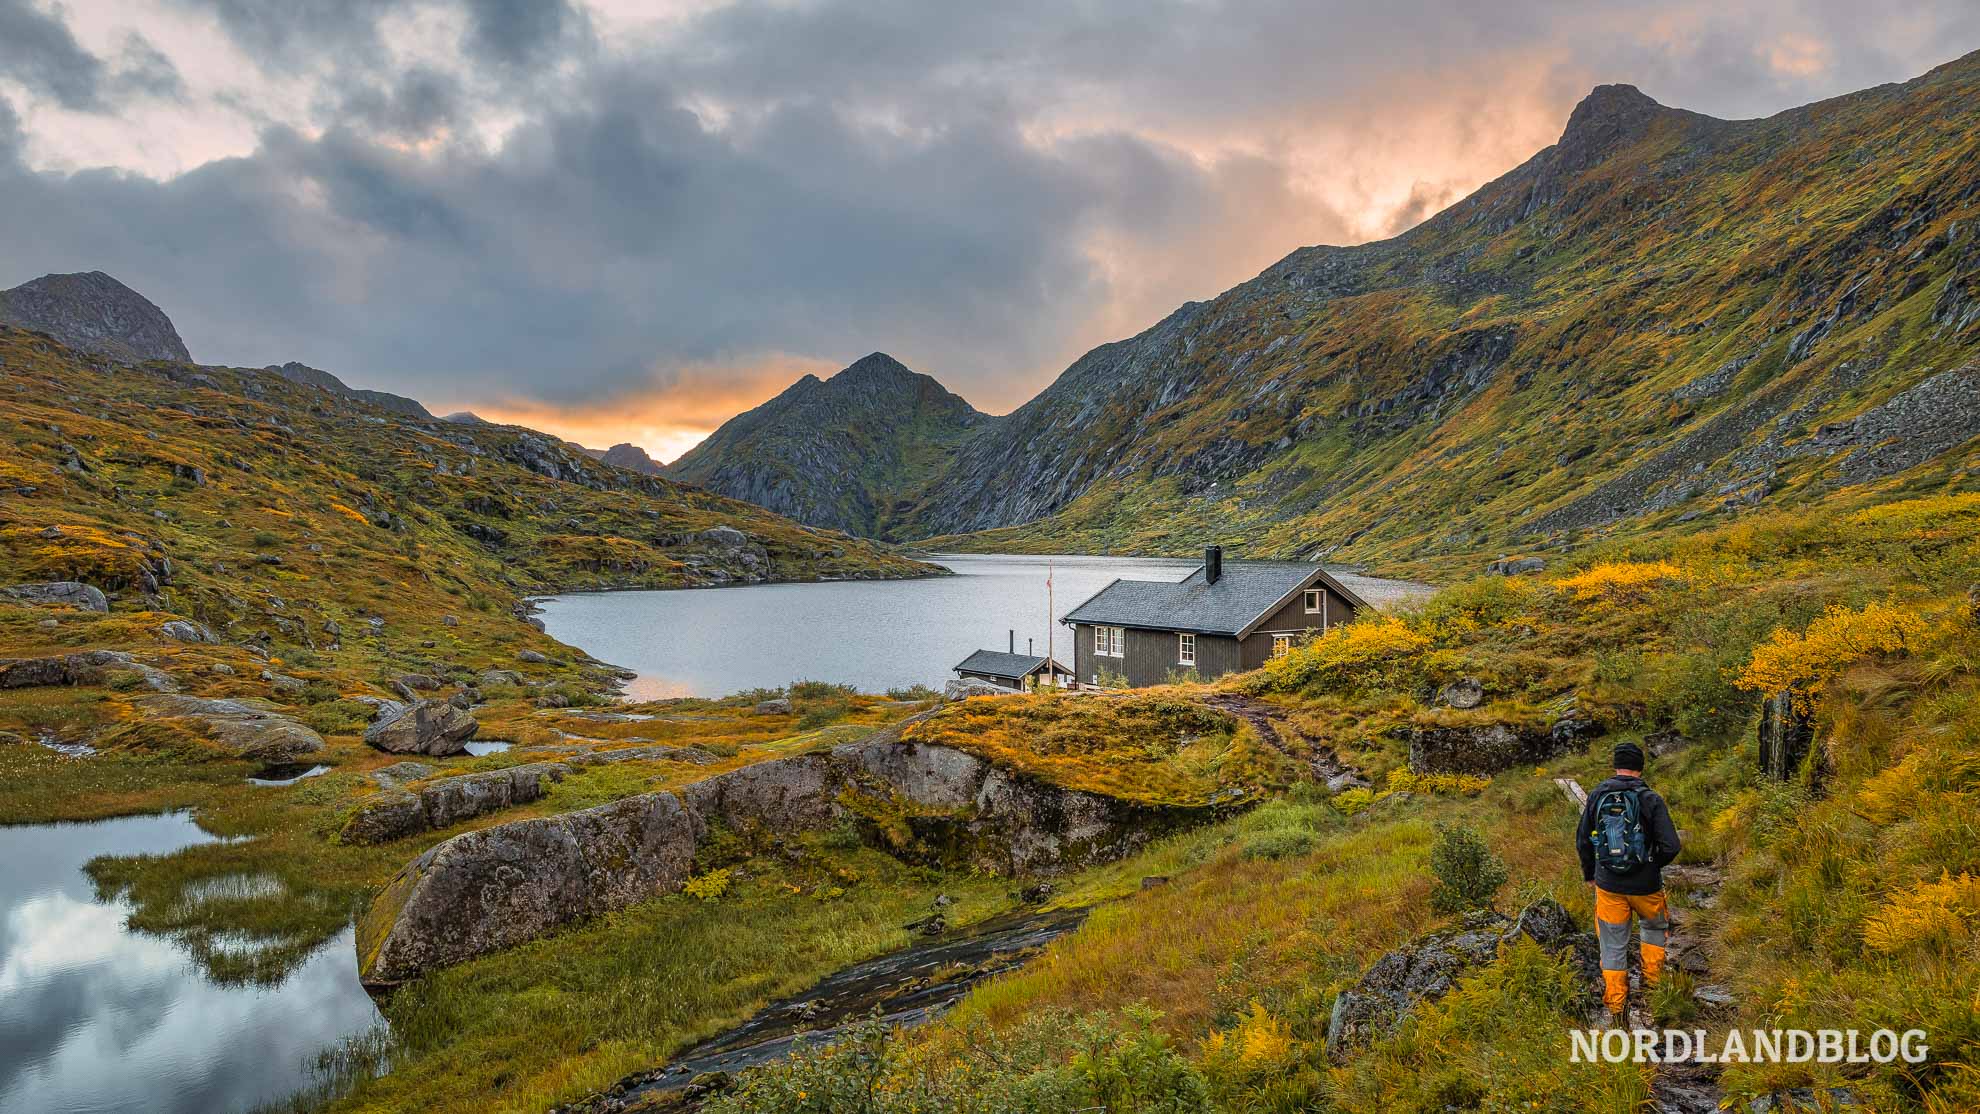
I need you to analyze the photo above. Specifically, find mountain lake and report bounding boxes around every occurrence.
[535,553,1208,699]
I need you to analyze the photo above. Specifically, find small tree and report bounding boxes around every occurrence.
[1428,823,1508,914]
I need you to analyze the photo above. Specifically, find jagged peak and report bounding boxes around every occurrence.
[1557,83,1670,150]
[835,351,917,383]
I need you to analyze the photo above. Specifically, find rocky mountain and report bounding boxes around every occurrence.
[0,271,191,364]
[584,443,665,475]
[715,55,1980,564]
[667,352,990,536]
[263,361,434,420]
[900,61,1980,559]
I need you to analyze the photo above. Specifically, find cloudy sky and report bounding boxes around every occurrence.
[2,1,1977,459]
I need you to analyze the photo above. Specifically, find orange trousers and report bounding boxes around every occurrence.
[1594,888,1670,1015]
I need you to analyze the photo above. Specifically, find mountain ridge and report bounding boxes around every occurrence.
[664,53,1980,567]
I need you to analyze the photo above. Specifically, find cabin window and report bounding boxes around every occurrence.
[1304,589,1322,614]
[1178,633,1195,666]
[1272,634,1293,658]
[1093,626,1122,657]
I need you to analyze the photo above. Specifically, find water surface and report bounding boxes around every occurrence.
[537,554,1203,698]
[0,812,382,1114]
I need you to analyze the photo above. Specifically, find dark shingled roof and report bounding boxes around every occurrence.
[1062,560,1379,637]
[952,649,1067,680]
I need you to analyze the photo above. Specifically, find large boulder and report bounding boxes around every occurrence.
[358,791,702,985]
[943,676,1010,701]
[134,694,325,761]
[0,581,108,612]
[157,619,216,643]
[364,699,478,756]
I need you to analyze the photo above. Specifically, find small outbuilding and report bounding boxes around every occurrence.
[951,649,1073,692]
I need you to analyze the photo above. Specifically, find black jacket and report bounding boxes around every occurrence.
[1577,775,1681,896]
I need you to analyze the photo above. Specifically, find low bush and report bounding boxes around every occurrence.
[1427,823,1507,914]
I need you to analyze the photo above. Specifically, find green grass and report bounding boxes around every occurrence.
[329,841,1016,1113]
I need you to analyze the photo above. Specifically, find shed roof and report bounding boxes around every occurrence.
[952,649,1068,679]
[1062,560,1381,638]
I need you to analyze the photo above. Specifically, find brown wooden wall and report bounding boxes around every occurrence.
[1067,576,1363,688]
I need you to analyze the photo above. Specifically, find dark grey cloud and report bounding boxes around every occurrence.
[464,0,591,68]
[336,67,462,140]
[0,0,108,109]
[3,0,1979,428]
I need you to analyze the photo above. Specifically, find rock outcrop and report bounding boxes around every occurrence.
[0,271,191,363]
[1407,700,1602,774]
[357,733,1209,985]
[0,649,176,692]
[364,699,478,756]
[341,762,568,844]
[0,581,108,612]
[1757,689,1815,781]
[134,694,326,761]
[1325,899,1597,1061]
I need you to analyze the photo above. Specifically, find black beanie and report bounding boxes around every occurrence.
[1613,741,1645,771]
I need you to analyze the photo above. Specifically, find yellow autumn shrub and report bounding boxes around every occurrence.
[1736,601,1929,705]
[1862,873,1980,954]
[1551,560,1684,603]
[1258,616,1431,694]
[1202,1002,1297,1070]
[681,867,733,902]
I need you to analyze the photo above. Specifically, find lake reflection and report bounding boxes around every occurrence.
[537,553,1204,699]
[0,812,382,1114]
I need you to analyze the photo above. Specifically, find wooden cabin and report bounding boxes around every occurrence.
[1062,546,1371,688]
[952,649,1073,692]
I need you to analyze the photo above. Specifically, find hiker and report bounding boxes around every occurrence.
[1577,740,1682,1020]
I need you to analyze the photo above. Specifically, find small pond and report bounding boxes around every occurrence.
[0,811,382,1114]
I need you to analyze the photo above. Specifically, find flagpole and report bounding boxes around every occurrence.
[1046,560,1055,689]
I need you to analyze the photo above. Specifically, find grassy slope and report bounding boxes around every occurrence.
[707,491,1980,1113]
[910,54,1980,577]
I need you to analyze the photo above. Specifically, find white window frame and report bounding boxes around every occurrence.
[1178,632,1195,666]
[1304,588,1322,614]
[1093,625,1123,658]
[1271,634,1293,658]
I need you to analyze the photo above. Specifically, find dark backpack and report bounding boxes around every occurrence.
[1588,787,1650,874]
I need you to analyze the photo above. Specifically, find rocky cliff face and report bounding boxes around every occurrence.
[877,55,1980,558]
[0,271,191,364]
[667,352,990,537]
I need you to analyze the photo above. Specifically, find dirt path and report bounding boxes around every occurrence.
[1198,693,1369,789]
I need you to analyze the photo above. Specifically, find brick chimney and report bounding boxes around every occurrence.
[1204,545,1223,585]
